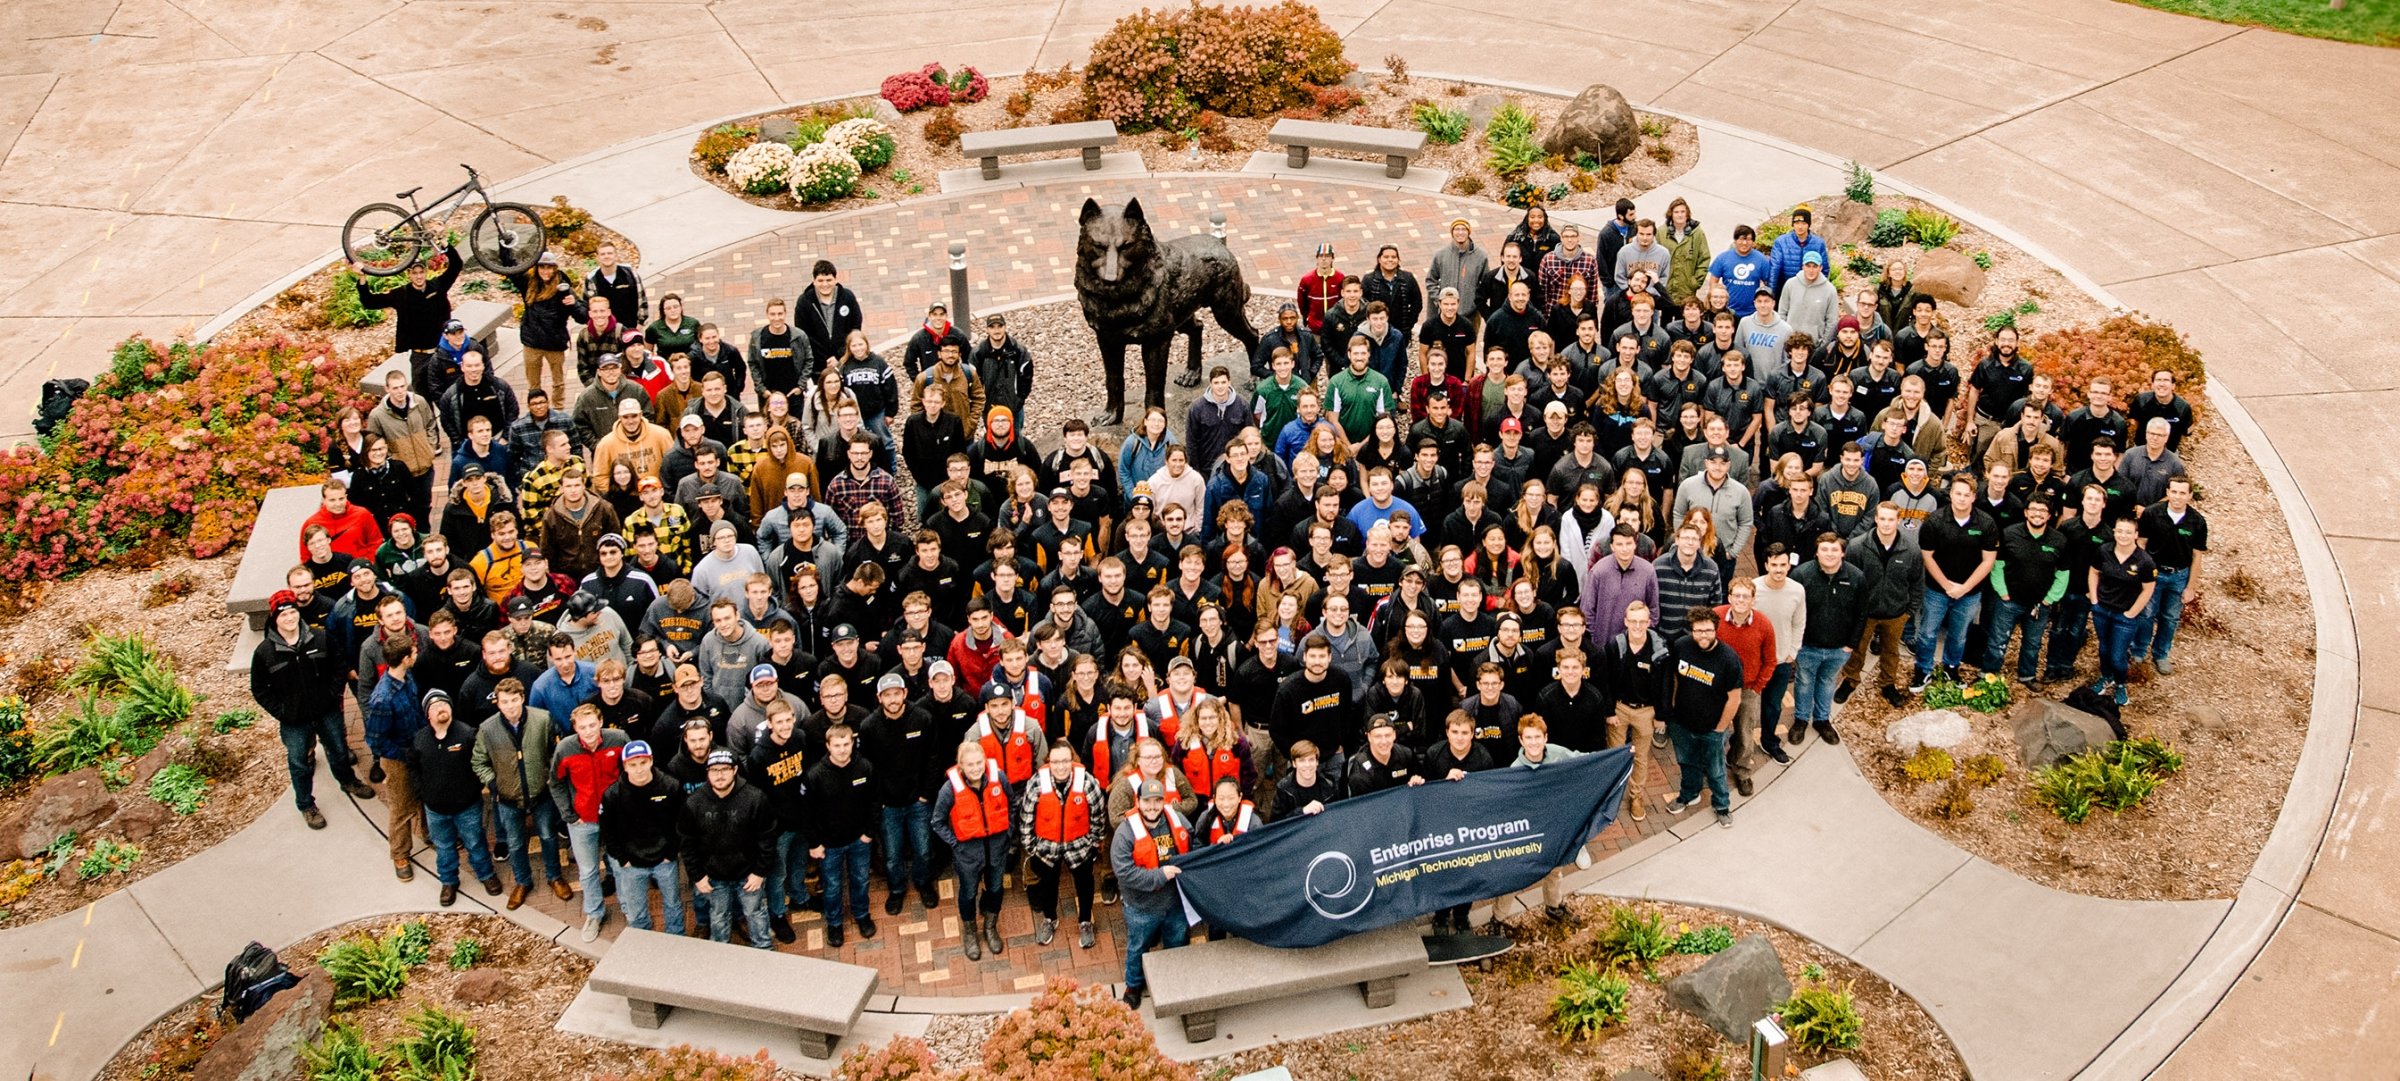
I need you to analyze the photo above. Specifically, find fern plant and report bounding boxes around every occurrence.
[1902,207,1959,248]
[392,1006,477,1081]
[1596,904,1674,972]
[319,934,411,1006]
[1411,103,1469,145]
[33,694,138,774]
[2108,737,2184,777]
[1486,137,1543,179]
[303,1022,386,1081]
[1778,981,1863,1051]
[449,938,485,970]
[1844,161,1876,204]
[1549,961,1630,1040]
[69,632,158,692]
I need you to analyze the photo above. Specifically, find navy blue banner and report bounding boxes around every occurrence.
[1170,748,1632,948]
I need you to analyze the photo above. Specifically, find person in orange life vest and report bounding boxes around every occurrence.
[1508,713,1593,921]
[967,681,1049,792]
[1106,735,1198,832]
[1343,711,1424,798]
[1175,697,1253,802]
[1144,655,1212,743]
[303,476,385,562]
[1190,774,1261,942]
[1085,678,1158,794]
[1113,778,1194,1008]
[944,596,1009,695]
[1016,742,1106,948]
[984,636,1054,732]
[931,740,1014,961]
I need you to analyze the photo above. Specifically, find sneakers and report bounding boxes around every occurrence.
[1943,665,1966,685]
[1663,796,1692,815]
[1100,879,1120,906]
[2114,682,2130,706]
[1907,675,1930,696]
[771,914,796,944]
[1814,722,1841,746]
[1715,810,1733,829]
[1651,730,1669,749]
[1079,921,1097,949]
[581,914,603,943]
[963,917,983,961]
[2153,656,2175,676]
[1036,916,1057,946]
[301,807,327,830]
[1833,679,1857,704]
[856,916,877,939]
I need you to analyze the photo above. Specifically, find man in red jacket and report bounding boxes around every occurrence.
[302,477,385,561]
[1712,579,1779,796]
[551,703,627,942]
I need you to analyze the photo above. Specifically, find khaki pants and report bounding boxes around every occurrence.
[1841,615,1909,691]
[524,348,568,403]
[1728,689,1761,781]
[1608,703,1654,811]
[380,756,421,864]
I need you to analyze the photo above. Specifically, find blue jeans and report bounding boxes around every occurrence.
[769,832,815,917]
[1759,661,1795,733]
[425,804,497,887]
[1913,588,1981,682]
[2044,595,2091,680]
[700,875,771,948]
[565,820,606,918]
[2092,605,2143,686]
[1668,726,1730,813]
[279,710,361,811]
[2129,567,2189,663]
[1794,646,1850,725]
[612,859,688,935]
[1123,904,1191,994]
[493,800,565,888]
[1979,596,2050,679]
[880,801,935,896]
[819,839,874,929]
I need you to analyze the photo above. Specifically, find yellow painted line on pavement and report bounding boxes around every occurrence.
[84,902,94,924]
[48,1011,63,1046]
[71,938,83,968]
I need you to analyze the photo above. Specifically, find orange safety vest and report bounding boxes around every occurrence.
[1148,691,1195,744]
[946,763,1011,842]
[1127,809,1191,869]
[1089,717,1154,785]
[1180,738,1241,797]
[1206,800,1258,845]
[1015,670,1047,728]
[1030,767,1096,844]
[973,711,1038,785]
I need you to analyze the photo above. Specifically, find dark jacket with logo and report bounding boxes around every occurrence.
[410,721,484,815]
[678,776,776,882]
[1845,528,1924,621]
[601,769,682,866]
[746,729,812,836]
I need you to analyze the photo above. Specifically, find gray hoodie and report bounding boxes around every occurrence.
[1778,272,1841,346]
[1426,241,1492,320]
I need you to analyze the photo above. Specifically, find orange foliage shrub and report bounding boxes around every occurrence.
[1082,1,1352,131]
[2021,315,2207,417]
[826,978,1190,1081]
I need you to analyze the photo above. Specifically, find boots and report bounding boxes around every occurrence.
[982,915,1005,956]
[962,915,983,961]
[1627,790,1647,822]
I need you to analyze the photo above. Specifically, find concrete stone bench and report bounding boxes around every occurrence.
[356,297,514,394]
[959,121,1119,180]
[1267,119,1427,179]
[225,484,323,633]
[1143,922,1427,1042]
[587,928,877,1059]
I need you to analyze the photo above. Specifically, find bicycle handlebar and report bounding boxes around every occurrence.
[460,163,480,180]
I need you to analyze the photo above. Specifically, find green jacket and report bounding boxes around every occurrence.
[1662,221,1711,306]
[471,707,559,805]
[1326,366,1393,444]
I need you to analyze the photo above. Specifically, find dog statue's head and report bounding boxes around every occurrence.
[1078,197,1157,284]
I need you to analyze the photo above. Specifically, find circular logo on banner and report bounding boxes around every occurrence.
[1303,851,1374,920]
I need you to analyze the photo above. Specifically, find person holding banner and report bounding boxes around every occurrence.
[1511,714,1589,920]
[1112,779,1194,1009]
[1663,606,1745,827]
[1344,712,1424,797]
[1422,710,1500,933]
[1271,740,1341,819]
[1017,743,1106,949]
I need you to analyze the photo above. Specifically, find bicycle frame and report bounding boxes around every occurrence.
[393,166,494,235]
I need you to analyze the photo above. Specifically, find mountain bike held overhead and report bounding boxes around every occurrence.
[342,164,548,278]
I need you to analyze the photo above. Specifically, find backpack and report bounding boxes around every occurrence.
[2060,687,2127,741]
[35,378,88,436]
[221,941,299,1021]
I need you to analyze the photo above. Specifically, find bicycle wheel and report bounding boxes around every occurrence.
[469,202,547,276]
[341,202,426,276]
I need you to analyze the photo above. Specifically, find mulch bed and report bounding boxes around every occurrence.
[1205,898,1965,1081]
[695,71,1698,213]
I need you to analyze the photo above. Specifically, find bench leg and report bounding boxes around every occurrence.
[626,999,672,1029]
[979,156,1002,181]
[1286,146,1310,170]
[1180,1010,1219,1042]
[1361,976,1398,1009]
[794,1028,837,1060]
[1082,146,1103,171]
[1385,155,1409,179]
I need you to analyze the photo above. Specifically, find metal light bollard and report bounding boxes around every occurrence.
[947,240,970,331]
[1751,1015,1788,1080]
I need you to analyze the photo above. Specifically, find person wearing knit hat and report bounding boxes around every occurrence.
[411,685,500,906]
[251,583,376,831]
[1298,241,1346,334]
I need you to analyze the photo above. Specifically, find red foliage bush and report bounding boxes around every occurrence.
[1083,1,1353,131]
[2021,315,2208,418]
[0,334,367,582]
[826,978,1189,1081]
[932,64,990,105]
[1311,83,1363,114]
[881,71,950,113]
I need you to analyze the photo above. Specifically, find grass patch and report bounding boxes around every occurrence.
[2119,0,2400,46]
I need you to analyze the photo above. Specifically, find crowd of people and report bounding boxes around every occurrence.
[249,197,2208,1008]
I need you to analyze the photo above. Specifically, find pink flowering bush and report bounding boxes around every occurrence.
[0,334,368,581]
[881,63,989,112]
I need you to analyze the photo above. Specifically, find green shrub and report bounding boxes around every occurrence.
[1778,981,1863,1051]
[2035,760,2098,824]
[1902,207,1959,248]
[392,920,434,967]
[148,763,208,814]
[303,1022,386,1081]
[42,831,78,877]
[1755,215,1790,247]
[1961,754,2007,787]
[1412,103,1469,145]
[1597,904,1674,972]
[118,658,196,731]
[1867,208,1909,248]
[1671,924,1735,955]
[1984,300,2041,334]
[0,696,34,785]
[448,938,484,970]
[319,932,413,1006]
[1485,101,1536,144]
[211,708,257,734]
[1082,1,1352,131]
[1973,249,1994,270]
[2110,737,2184,777]
[2035,740,2180,824]
[1844,161,1876,204]
[34,694,142,774]
[1902,746,1955,783]
[70,631,159,692]
[77,838,141,878]
[1549,961,1630,1040]
[1486,137,1542,179]
[1847,252,1880,279]
[391,1006,476,1081]
[322,269,386,329]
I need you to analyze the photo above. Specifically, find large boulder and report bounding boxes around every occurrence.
[1817,201,1878,249]
[1886,709,1971,756]
[1541,84,1639,164]
[755,116,798,143]
[2013,699,2117,769]
[1911,246,1987,308]
[114,798,172,842]
[453,968,513,1005]
[1664,934,1792,1042]
[192,969,333,1081]
[0,768,119,859]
